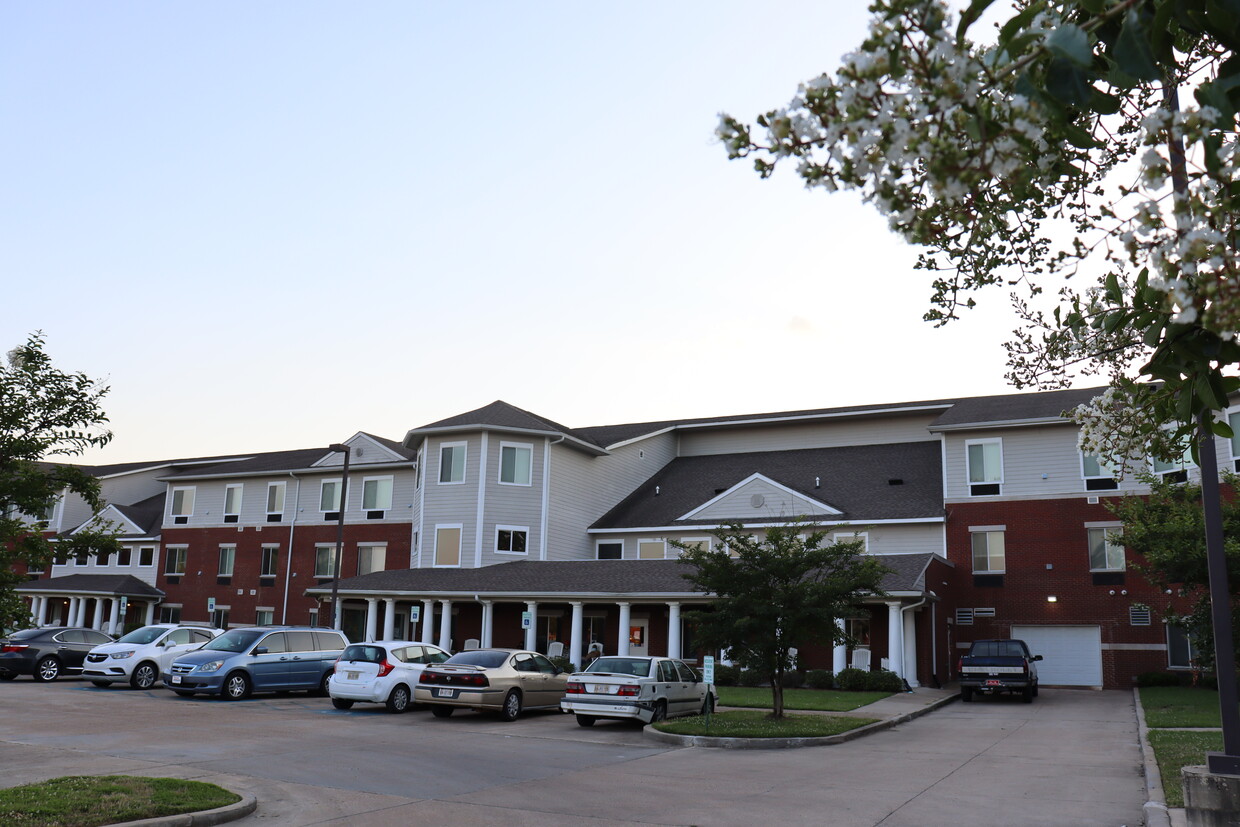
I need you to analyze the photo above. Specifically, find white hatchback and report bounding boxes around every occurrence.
[328,641,451,713]
[83,624,223,689]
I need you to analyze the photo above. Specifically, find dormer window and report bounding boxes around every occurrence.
[966,439,1003,496]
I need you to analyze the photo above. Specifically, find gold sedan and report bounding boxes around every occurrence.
[415,648,569,721]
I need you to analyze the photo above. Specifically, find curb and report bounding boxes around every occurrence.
[1134,687,1175,827]
[110,793,257,827]
[644,692,959,749]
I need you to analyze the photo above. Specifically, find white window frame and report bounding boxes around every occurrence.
[970,528,1006,574]
[94,550,112,566]
[1230,411,1240,466]
[638,539,667,560]
[255,609,274,626]
[495,525,529,555]
[1081,452,1120,491]
[138,546,155,567]
[314,543,340,578]
[260,544,279,577]
[434,524,464,568]
[266,482,286,519]
[439,442,467,485]
[1167,623,1200,669]
[1151,430,1195,479]
[357,543,387,575]
[165,545,188,576]
[596,539,624,560]
[498,442,534,486]
[170,487,196,519]
[361,476,394,513]
[965,438,1003,495]
[415,448,423,489]
[319,479,342,515]
[677,537,710,557]
[1087,524,1125,572]
[218,544,236,577]
[833,531,869,552]
[223,484,243,520]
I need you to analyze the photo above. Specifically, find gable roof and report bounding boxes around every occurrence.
[110,492,166,537]
[590,442,944,530]
[404,401,608,456]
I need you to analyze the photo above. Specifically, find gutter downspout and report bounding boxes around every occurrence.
[900,594,928,691]
[540,435,565,561]
[928,590,939,688]
[281,474,301,625]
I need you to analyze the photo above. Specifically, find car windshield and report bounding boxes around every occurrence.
[585,658,652,677]
[116,627,167,645]
[444,650,509,668]
[202,630,264,652]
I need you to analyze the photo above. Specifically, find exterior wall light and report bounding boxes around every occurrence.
[1047,596,1058,603]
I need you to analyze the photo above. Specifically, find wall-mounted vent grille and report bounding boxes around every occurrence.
[1130,606,1152,626]
[973,608,996,618]
[955,608,974,625]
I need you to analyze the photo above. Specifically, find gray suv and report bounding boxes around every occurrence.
[162,626,348,700]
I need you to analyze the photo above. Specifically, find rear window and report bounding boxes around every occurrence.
[971,641,1027,658]
[444,650,509,668]
[341,645,385,663]
[586,657,652,677]
[10,628,47,641]
[314,631,346,651]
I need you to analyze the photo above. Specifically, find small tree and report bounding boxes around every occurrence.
[0,332,120,630]
[676,521,890,718]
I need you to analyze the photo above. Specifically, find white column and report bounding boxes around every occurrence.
[832,617,848,673]
[382,599,396,641]
[333,600,343,631]
[108,599,121,636]
[144,602,156,625]
[480,601,494,648]
[438,600,452,652]
[903,607,919,688]
[667,602,681,659]
[67,597,79,627]
[524,601,538,651]
[887,601,903,679]
[93,600,106,631]
[364,598,378,642]
[30,596,43,626]
[617,602,631,657]
[421,599,435,644]
[568,602,584,669]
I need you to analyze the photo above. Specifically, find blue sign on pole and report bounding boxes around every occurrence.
[521,611,532,630]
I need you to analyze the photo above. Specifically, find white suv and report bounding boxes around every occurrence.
[83,624,222,689]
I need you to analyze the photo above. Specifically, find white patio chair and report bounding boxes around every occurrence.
[850,648,871,671]
[463,638,480,650]
[547,640,565,658]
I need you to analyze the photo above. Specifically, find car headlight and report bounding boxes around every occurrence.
[195,660,226,673]
[109,651,136,660]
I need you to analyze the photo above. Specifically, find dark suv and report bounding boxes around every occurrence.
[162,626,348,700]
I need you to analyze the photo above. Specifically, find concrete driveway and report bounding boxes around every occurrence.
[0,680,1146,826]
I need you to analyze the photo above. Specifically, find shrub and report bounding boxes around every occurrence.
[805,669,834,689]
[738,669,765,687]
[866,670,903,692]
[835,667,869,691]
[1136,671,1181,687]
[550,656,574,674]
[712,665,740,686]
[781,670,805,689]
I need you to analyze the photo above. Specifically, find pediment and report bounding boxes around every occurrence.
[678,473,842,522]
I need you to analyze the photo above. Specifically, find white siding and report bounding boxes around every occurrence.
[691,477,837,522]
[679,413,941,456]
[419,435,482,567]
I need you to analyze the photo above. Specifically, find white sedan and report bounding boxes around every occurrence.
[560,656,715,727]
[328,641,450,713]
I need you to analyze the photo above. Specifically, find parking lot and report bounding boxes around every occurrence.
[0,678,1147,826]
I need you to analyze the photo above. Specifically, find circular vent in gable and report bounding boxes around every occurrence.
[750,494,765,508]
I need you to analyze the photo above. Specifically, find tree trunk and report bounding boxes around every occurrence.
[771,671,784,719]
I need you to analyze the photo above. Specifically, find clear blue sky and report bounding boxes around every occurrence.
[2,2,1032,464]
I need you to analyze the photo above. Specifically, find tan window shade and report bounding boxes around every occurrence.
[638,541,665,560]
[436,527,462,567]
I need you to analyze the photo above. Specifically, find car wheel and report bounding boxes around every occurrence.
[314,672,331,697]
[960,686,973,703]
[33,657,61,682]
[223,672,251,701]
[430,705,454,718]
[331,698,355,710]
[386,684,411,714]
[130,663,158,690]
[499,689,522,722]
[650,700,668,723]
[1022,685,1034,703]
[0,674,16,681]
[173,690,196,697]
[1032,681,1039,697]
[575,714,596,727]
[90,680,111,688]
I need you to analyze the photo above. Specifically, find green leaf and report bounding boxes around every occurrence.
[1089,88,1122,115]
[1063,122,1101,148]
[1196,373,1224,410]
[999,2,1047,50]
[1212,418,1234,439]
[1046,23,1093,68]
[957,0,999,41]
[1115,10,1164,81]
[1046,58,1093,107]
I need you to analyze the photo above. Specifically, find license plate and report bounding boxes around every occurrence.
[347,672,360,681]
[171,675,182,684]
[590,684,612,694]
[436,688,453,698]
[985,680,1002,687]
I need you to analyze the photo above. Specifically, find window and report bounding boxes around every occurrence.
[218,545,235,577]
[971,530,1005,573]
[224,484,243,523]
[116,547,131,566]
[439,443,466,484]
[95,550,111,566]
[40,497,59,524]
[499,443,532,486]
[158,605,182,624]
[596,541,622,560]
[74,550,88,566]
[266,482,285,523]
[255,609,274,626]
[1167,623,1200,669]
[1081,453,1119,491]
[260,545,279,578]
[1231,411,1240,472]
[679,538,709,557]
[496,526,528,555]
[435,525,462,567]
[170,487,195,524]
[1152,432,1194,482]
[315,544,339,578]
[362,476,393,518]
[415,449,424,489]
[357,544,387,575]
[1088,526,1125,571]
[211,608,230,629]
[639,540,666,560]
[966,439,1002,496]
[834,532,869,552]
[138,546,154,567]
[165,546,187,576]
[320,479,342,517]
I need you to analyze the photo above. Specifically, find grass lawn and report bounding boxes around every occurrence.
[715,686,891,712]
[1147,730,1224,809]
[1140,686,1226,728]
[654,710,878,738]
[0,775,240,827]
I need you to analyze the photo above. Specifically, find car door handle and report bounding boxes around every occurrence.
[279,656,289,661]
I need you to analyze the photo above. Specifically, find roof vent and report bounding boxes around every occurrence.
[355,446,364,458]
[751,494,765,508]
[888,478,904,486]
[654,486,660,496]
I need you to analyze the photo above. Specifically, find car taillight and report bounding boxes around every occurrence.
[461,674,488,687]
[956,657,962,673]
[420,671,441,684]
[377,659,395,677]
[617,685,639,696]
[1,644,28,653]
[566,681,585,694]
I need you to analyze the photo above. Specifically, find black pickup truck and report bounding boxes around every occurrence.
[957,639,1042,703]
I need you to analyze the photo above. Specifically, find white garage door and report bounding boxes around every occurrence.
[1011,625,1103,687]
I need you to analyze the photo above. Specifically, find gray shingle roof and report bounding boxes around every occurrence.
[590,442,944,529]
[111,493,165,536]
[17,574,164,598]
[406,401,608,455]
[929,386,1107,429]
[160,448,344,480]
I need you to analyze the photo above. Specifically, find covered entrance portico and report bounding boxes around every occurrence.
[16,575,165,636]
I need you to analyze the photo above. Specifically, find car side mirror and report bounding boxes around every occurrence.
[1032,654,1043,662]
[252,646,269,655]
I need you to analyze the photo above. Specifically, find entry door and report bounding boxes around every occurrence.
[628,619,649,656]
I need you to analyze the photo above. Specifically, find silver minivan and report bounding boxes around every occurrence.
[162,626,348,700]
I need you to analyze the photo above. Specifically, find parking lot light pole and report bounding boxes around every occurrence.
[327,444,351,632]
